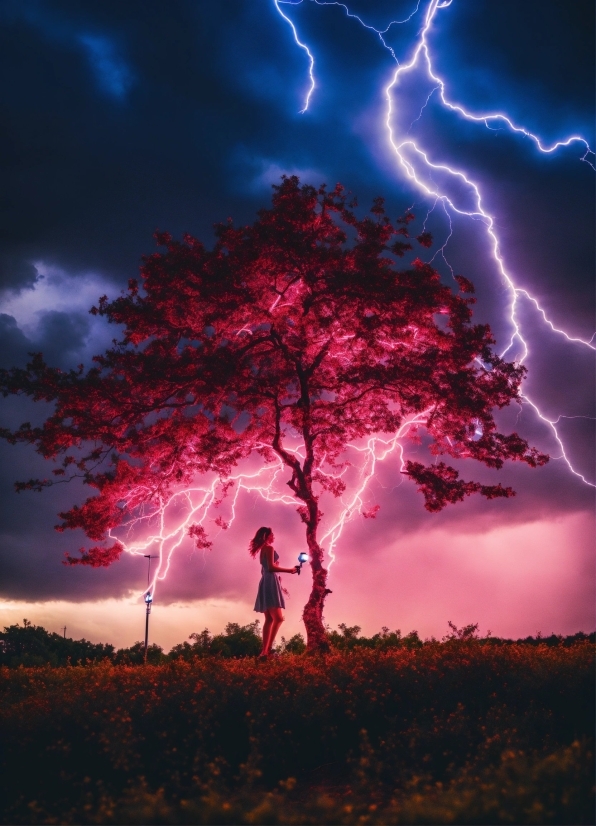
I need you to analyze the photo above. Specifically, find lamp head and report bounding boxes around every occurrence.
[298,552,309,564]
[144,592,153,604]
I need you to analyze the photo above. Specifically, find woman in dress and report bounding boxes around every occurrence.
[250,527,298,658]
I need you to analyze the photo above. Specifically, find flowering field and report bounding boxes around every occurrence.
[0,639,593,825]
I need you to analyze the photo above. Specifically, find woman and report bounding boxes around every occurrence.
[250,527,298,658]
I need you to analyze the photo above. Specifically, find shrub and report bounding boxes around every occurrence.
[0,621,115,668]
[279,633,307,654]
[327,624,423,652]
[0,638,593,824]
[113,642,166,665]
[168,621,262,660]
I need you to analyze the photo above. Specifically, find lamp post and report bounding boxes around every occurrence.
[143,592,153,662]
[143,555,158,663]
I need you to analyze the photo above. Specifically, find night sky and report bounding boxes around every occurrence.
[0,0,593,648]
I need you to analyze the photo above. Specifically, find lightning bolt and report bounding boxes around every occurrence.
[117,410,430,596]
[273,0,316,112]
[274,0,595,496]
[113,455,301,598]
[320,412,429,568]
[118,0,594,598]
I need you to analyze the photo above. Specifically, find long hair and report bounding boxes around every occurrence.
[249,526,272,558]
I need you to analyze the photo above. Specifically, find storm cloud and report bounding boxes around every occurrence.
[0,0,593,641]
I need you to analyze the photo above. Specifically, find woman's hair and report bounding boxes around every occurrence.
[249,526,272,558]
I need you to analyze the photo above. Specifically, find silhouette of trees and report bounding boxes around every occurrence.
[0,620,114,667]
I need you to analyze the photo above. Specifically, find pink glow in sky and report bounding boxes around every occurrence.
[0,509,592,650]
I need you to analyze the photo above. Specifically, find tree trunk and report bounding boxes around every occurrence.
[273,397,329,650]
[302,504,331,652]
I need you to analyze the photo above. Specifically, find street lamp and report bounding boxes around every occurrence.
[143,554,157,663]
[144,591,153,662]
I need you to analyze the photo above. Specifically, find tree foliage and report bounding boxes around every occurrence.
[0,177,548,648]
[168,622,262,660]
[0,620,115,667]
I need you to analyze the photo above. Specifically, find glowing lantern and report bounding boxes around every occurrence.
[297,552,309,575]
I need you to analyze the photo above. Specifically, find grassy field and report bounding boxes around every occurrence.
[0,637,593,824]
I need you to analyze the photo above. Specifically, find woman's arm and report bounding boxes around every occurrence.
[263,545,298,574]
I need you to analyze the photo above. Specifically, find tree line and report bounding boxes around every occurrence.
[1,619,592,667]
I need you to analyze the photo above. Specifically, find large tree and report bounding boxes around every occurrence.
[0,178,547,649]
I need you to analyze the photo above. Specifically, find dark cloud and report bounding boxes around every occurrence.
[0,0,593,608]
[0,256,39,295]
[0,315,32,367]
[0,309,90,370]
[34,310,90,368]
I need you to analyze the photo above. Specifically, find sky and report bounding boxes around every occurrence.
[0,0,594,650]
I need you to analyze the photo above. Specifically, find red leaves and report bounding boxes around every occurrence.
[454,275,475,294]
[362,505,380,519]
[404,461,514,512]
[64,541,124,567]
[313,471,346,497]
[188,524,213,551]
[0,176,547,570]
[391,240,413,257]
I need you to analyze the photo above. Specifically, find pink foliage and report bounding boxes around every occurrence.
[0,177,548,646]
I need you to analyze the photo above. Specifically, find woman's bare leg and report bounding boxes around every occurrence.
[267,608,284,654]
[260,612,273,656]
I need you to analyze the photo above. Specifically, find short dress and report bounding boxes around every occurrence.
[254,550,286,612]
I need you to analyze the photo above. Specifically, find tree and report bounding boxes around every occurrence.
[0,177,547,650]
[113,641,166,665]
[0,620,115,667]
[168,622,263,660]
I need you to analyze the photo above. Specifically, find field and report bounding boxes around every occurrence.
[0,637,593,825]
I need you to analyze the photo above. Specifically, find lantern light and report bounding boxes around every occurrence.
[297,552,309,574]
